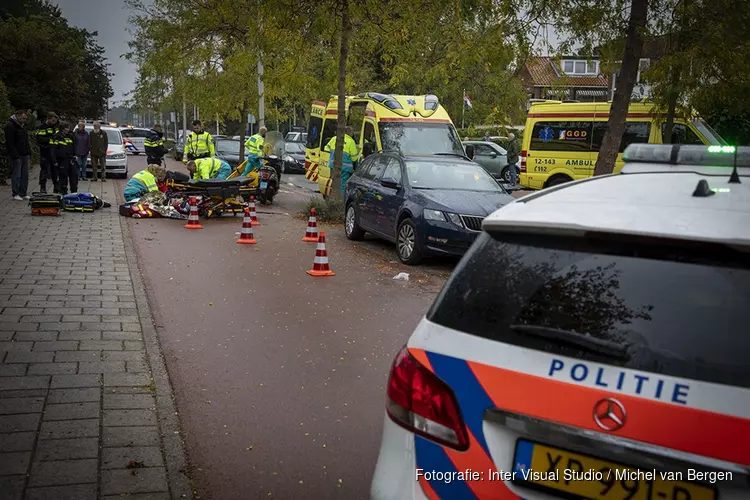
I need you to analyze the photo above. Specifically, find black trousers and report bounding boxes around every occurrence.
[146,155,164,166]
[57,156,78,195]
[38,149,59,192]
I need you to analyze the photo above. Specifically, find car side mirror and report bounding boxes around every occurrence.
[380,177,400,189]
[464,144,474,159]
[490,152,498,158]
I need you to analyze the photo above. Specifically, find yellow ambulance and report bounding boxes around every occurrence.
[519,101,725,189]
[304,93,462,196]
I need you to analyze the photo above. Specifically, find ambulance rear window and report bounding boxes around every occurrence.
[427,232,750,388]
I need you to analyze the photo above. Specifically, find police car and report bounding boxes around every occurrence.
[370,144,750,500]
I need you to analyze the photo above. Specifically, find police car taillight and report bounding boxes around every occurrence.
[385,347,468,451]
[520,150,527,173]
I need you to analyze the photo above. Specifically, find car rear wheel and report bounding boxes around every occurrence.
[397,218,422,265]
[345,204,365,241]
[545,174,572,188]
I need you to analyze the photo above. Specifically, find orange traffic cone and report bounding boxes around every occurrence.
[236,208,257,244]
[248,196,260,226]
[301,207,319,242]
[184,197,203,230]
[306,231,335,277]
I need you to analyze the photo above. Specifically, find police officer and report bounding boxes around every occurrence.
[182,120,215,164]
[144,124,169,166]
[36,112,60,193]
[324,126,359,194]
[186,158,232,180]
[242,126,267,176]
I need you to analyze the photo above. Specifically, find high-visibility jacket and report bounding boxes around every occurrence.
[144,129,168,159]
[325,134,359,166]
[183,130,215,161]
[244,134,265,156]
[124,169,159,201]
[193,158,231,180]
[36,123,58,150]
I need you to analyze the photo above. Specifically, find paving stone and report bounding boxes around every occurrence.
[0,331,14,341]
[27,459,98,487]
[11,331,58,342]
[0,431,35,452]
[0,342,33,352]
[27,363,77,375]
[104,315,139,323]
[19,315,62,323]
[102,493,170,500]
[102,351,144,362]
[0,321,38,331]
[0,364,27,376]
[102,446,164,470]
[43,402,100,421]
[38,323,80,331]
[101,467,168,495]
[32,340,80,353]
[121,323,142,332]
[123,341,145,351]
[103,426,159,447]
[104,373,151,387]
[0,413,40,432]
[61,315,102,323]
[103,331,141,341]
[103,393,155,410]
[34,437,99,460]
[50,374,101,389]
[125,360,149,373]
[78,361,126,374]
[57,331,101,341]
[27,302,64,309]
[80,322,109,331]
[4,351,54,364]
[0,397,44,415]
[0,476,24,500]
[0,376,49,391]
[82,307,120,316]
[0,308,45,316]
[46,387,100,404]
[0,450,31,475]
[0,389,46,398]
[103,409,157,427]
[43,307,82,315]
[79,340,122,351]
[53,351,100,364]
[38,419,99,439]
[25,484,97,500]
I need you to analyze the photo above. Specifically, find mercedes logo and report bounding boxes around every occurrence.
[593,397,627,431]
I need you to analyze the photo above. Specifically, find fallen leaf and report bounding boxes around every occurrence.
[127,460,145,469]
[246,445,254,451]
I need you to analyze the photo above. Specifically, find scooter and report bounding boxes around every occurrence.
[257,155,281,204]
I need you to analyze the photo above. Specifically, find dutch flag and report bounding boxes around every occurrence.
[464,92,473,109]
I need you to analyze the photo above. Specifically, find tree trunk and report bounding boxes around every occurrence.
[662,67,680,144]
[593,0,649,176]
[239,104,248,158]
[330,0,350,200]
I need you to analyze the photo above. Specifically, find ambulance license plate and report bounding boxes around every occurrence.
[260,181,268,189]
[512,439,717,500]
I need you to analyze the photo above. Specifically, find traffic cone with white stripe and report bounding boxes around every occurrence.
[236,208,257,244]
[306,231,335,277]
[184,197,203,230]
[301,207,319,242]
[248,196,260,226]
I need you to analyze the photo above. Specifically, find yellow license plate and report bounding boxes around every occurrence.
[512,440,717,500]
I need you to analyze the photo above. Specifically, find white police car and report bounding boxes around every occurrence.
[371,144,750,500]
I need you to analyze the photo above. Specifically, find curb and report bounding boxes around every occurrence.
[118,193,195,500]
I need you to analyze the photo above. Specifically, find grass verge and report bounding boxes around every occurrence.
[303,196,346,224]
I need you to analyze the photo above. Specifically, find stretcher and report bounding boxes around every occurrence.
[164,176,255,218]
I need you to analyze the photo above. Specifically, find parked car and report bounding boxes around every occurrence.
[344,152,513,264]
[84,126,127,178]
[285,131,307,143]
[214,139,243,169]
[281,141,306,173]
[463,140,519,183]
[120,127,150,155]
[173,135,185,161]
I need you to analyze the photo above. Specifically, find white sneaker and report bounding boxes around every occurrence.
[23,195,30,200]
[13,195,23,201]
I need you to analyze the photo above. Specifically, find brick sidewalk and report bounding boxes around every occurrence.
[0,170,193,500]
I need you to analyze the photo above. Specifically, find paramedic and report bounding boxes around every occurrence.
[186,158,232,180]
[324,126,359,194]
[243,126,267,175]
[124,164,167,202]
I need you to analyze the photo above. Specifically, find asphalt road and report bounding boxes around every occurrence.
[113,155,451,499]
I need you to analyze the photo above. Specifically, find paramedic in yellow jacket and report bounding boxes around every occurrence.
[242,127,267,176]
[324,126,359,194]
[183,120,215,163]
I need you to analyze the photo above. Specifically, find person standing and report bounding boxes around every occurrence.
[182,120,214,164]
[242,126,267,175]
[324,126,359,194]
[36,112,60,193]
[51,122,77,195]
[144,124,168,166]
[4,109,31,200]
[505,132,520,187]
[73,120,89,181]
[88,121,108,182]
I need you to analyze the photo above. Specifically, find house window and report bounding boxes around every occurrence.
[561,59,599,76]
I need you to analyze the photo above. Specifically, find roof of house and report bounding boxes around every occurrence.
[523,57,609,88]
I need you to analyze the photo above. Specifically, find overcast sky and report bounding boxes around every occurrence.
[52,0,145,105]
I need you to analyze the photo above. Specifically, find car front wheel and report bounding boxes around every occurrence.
[397,218,422,265]
[345,204,365,240]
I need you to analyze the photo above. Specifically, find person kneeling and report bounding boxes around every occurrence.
[124,164,167,202]
[186,158,232,180]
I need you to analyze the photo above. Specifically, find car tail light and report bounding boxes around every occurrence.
[520,150,527,173]
[386,347,468,451]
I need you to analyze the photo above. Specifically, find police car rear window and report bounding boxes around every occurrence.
[427,232,750,388]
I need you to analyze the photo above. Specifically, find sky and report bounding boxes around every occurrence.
[52,0,146,105]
